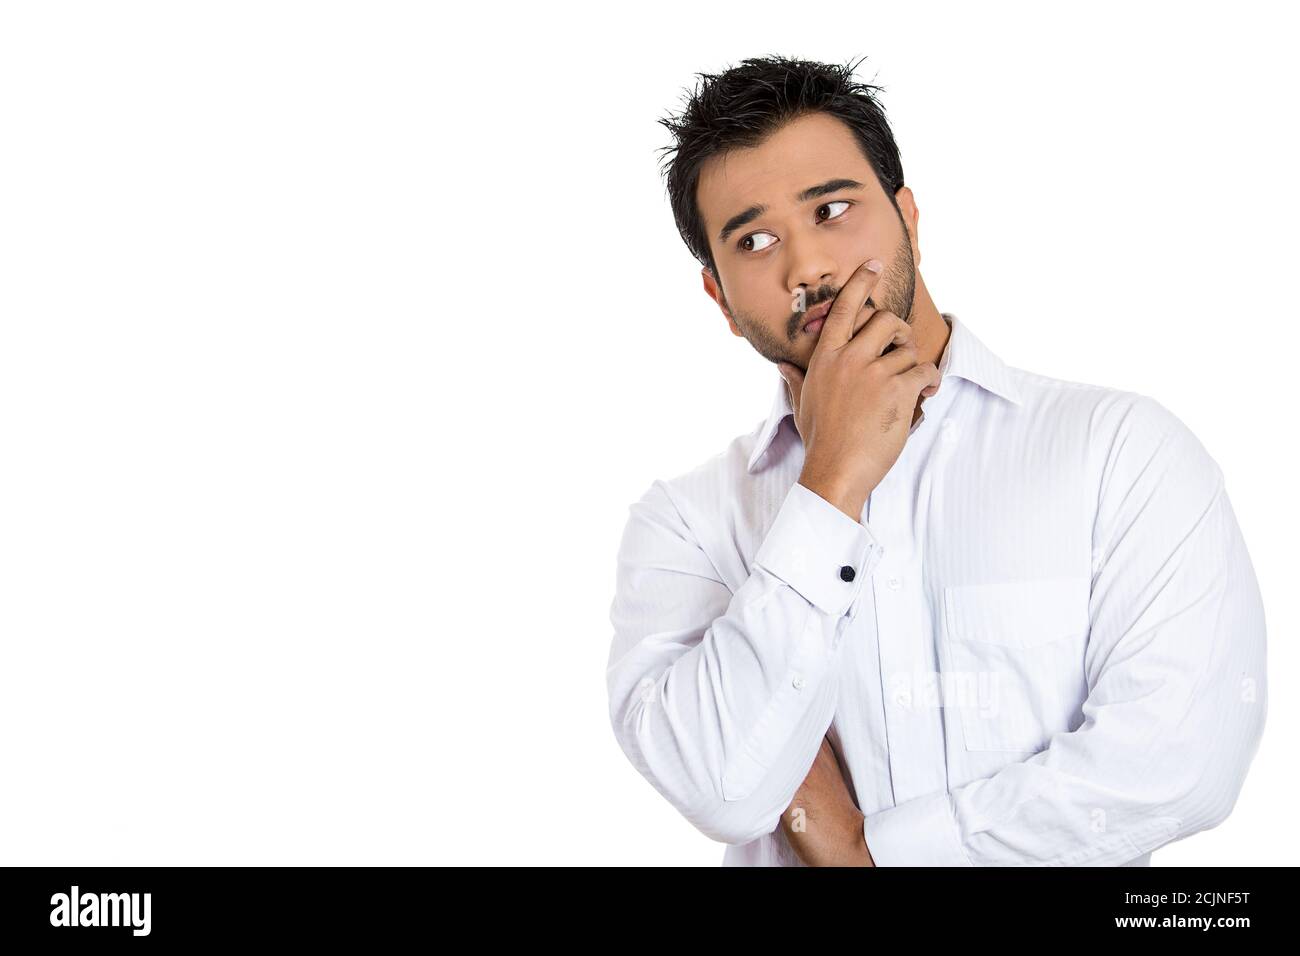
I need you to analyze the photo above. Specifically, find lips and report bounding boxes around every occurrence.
[801,300,832,332]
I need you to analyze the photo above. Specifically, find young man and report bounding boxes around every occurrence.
[605,56,1267,866]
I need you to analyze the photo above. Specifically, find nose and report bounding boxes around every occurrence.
[785,237,837,309]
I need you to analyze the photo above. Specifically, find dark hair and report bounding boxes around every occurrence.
[657,54,905,276]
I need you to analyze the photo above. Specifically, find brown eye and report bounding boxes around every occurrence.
[740,232,776,253]
[816,200,852,222]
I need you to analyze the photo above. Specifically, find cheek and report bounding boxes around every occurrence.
[841,215,884,254]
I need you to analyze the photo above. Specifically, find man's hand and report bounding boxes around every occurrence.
[776,257,940,522]
[780,736,875,867]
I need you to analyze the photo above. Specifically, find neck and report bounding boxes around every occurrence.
[908,273,950,426]
[908,272,950,369]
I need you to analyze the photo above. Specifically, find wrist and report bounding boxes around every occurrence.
[798,469,868,522]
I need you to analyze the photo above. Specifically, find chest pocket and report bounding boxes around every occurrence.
[942,576,1091,753]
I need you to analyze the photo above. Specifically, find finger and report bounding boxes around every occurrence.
[873,338,921,377]
[879,342,941,398]
[905,362,942,398]
[876,314,915,355]
[844,311,912,362]
[817,258,883,351]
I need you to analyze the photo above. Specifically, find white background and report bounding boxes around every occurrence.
[1,1,1295,865]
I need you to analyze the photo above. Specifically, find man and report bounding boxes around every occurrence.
[605,55,1266,866]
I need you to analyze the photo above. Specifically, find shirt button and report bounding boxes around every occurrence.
[839,565,856,582]
[887,575,902,590]
[792,675,806,690]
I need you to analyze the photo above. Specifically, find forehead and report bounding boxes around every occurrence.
[696,112,878,238]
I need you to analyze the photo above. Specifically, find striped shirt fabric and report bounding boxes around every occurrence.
[606,313,1267,866]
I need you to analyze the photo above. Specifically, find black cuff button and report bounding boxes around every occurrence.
[839,565,856,582]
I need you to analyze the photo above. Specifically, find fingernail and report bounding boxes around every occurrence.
[867,259,883,273]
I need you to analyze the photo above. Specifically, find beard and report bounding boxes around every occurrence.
[724,228,917,371]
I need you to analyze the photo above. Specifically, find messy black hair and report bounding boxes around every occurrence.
[657,54,906,277]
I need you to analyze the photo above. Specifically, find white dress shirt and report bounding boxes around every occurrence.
[606,313,1267,866]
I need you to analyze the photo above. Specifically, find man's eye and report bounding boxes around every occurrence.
[739,232,777,253]
[743,201,852,254]
[817,200,852,222]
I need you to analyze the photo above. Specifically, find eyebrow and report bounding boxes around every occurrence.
[716,178,865,244]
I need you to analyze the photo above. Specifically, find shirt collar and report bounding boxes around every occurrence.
[745,312,1024,474]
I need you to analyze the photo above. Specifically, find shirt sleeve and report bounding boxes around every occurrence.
[607,478,885,845]
[862,396,1268,866]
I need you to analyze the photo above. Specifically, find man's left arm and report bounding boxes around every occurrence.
[781,736,874,866]
[859,396,1268,866]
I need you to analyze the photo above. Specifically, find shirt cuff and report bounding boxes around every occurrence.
[752,481,883,617]
[863,791,972,866]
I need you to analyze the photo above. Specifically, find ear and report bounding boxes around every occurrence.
[896,186,921,268]
[702,267,743,337]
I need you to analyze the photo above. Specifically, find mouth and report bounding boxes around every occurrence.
[800,300,833,334]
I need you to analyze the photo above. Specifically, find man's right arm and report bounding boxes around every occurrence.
[607,260,936,846]
[606,476,884,845]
